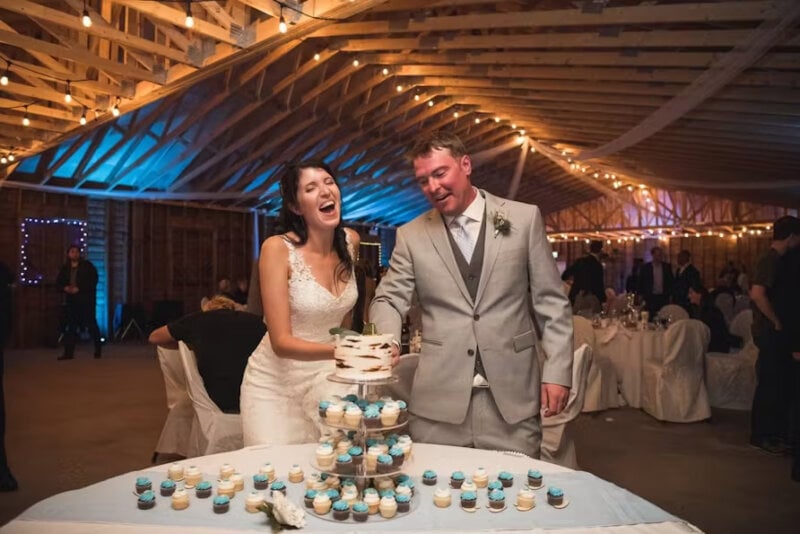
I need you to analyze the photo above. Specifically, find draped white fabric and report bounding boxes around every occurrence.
[154,346,195,458]
[657,304,689,323]
[705,310,757,410]
[573,316,619,413]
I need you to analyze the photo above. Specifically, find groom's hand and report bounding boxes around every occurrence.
[390,343,400,367]
[541,383,570,417]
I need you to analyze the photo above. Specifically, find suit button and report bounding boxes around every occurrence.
[467,349,475,356]
[468,274,476,280]
[473,313,480,321]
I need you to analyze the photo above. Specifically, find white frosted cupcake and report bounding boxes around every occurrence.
[433,487,451,508]
[167,462,185,481]
[171,488,190,510]
[472,468,489,488]
[316,444,335,469]
[375,477,395,491]
[344,405,363,428]
[230,472,245,492]
[461,479,477,492]
[380,402,400,425]
[325,475,341,489]
[516,488,536,510]
[258,463,276,482]
[184,466,202,488]
[219,463,235,480]
[288,464,304,484]
[336,438,353,456]
[326,404,344,424]
[245,491,265,513]
[366,446,382,472]
[395,485,412,498]
[379,495,398,518]
[313,492,332,514]
[363,492,380,514]
[217,479,235,498]
[306,472,320,489]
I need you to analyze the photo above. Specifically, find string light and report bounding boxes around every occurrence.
[82,0,92,28]
[278,5,287,33]
[494,117,500,123]
[7,152,14,162]
[184,0,194,28]
[428,100,434,107]
[381,67,389,76]
[79,108,87,125]
[313,52,320,61]
[0,156,6,165]
[0,61,9,86]
[19,218,88,285]
[413,93,420,101]
[474,118,480,124]
[64,81,72,104]
[453,111,459,118]
[111,97,120,117]
[22,106,30,126]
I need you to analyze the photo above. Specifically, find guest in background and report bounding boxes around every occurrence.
[782,247,800,481]
[673,250,702,311]
[638,246,673,317]
[149,296,265,413]
[56,245,102,360]
[709,273,736,302]
[749,215,800,455]
[232,276,249,306]
[625,258,644,294]
[0,262,17,491]
[562,240,606,314]
[687,282,737,353]
[215,277,235,300]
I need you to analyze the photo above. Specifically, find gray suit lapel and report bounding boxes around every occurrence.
[424,210,473,305]
[475,191,505,307]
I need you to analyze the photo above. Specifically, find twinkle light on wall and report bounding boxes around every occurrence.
[19,218,88,285]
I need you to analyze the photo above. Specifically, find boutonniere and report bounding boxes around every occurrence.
[492,210,511,238]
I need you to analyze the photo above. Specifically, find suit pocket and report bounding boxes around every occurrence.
[512,330,536,352]
[422,338,443,346]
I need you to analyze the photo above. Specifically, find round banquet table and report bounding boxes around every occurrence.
[593,326,666,408]
[1,443,700,534]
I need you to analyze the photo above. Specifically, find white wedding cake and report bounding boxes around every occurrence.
[334,333,394,381]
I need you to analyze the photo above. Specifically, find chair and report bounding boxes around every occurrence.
[733,295,751,316]
[729,309,753,346]
[154,346,196,460]
[641,319,711,422]
[178,342,243,456]
[541,344,593,468]
[705,309,757,410]
[714,293,735,325]
[573,316,618,412]
[657,304,689,322]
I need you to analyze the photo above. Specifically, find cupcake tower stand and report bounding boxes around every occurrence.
[308,373,418,522]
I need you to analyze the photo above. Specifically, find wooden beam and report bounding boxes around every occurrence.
[111,0,238,45]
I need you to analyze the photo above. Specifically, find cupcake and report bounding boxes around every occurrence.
[422,470,437,486]
[376,454,394,474]
[375,477,394,492]
[460,490,478,510]
[135,477,152,494]
[397,400,408,423]
[547,486,564,506]
[516,488,536,511]
[219,463,235,480]
[380,402,400,426]
[167,462,184,482]
[270,480,287,496]
[433,487,451,508]
[217,480,235,498]
[316,444,335,469]
[379,489,396,499]
[461,479,477,492]
[313,492,332,514]
[396,484,412,499]
[336,438,353,456]
[332,500,350,521]
[363,491,380,514]
[450,471,466,489]
[245,491,265,513]
[348,446,364,466]
[326,488,340,502]
[498,471,514,488]
[366,446,382,472]
[472,467,489,488]
[341,478,356,488]
[253,473,269,490]
[288,464,304,484]
[364,406,381,428]
[259,462,277,482]
[379,495,398,518]
[195,480,212,498]
[488,489,506,510]
[326,403,344,424]
[396,493,411,513]
[344,405,363,428]
[352,501,369,522]
[527,469,543,488]
[336,454,354,474]
[343,393,359,403]
[304,489,317,508]
[159,479,176,497]
[213,495,230,514]
[318,400,332,418]
[137,490,156,510]
[394,473,410,484]
[388,446,405,467]
[185,466,202,488]
[230,472,245,492]
[487,480,503,492]
[171,488,190,510]
[325,475,341,489]
[341,486,359,506]
[305,472,321,489]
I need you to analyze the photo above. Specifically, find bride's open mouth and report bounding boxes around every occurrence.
[319,201,336,214]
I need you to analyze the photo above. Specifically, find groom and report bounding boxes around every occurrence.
[370,131,573,458]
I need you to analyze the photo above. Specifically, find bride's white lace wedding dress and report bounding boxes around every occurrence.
[240,237,357,446]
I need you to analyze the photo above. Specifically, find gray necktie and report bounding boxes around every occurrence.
[450,215,474,263]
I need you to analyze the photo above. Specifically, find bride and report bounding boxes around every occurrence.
[240,161,360,446]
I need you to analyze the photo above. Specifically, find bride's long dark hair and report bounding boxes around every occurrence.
[276,160,354,284]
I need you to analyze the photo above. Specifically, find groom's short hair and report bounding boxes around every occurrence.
[407,131,468,161]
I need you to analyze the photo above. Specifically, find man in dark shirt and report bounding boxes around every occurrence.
[562,240,606,311]
[148,296,266,413]
[749,215,800,455]
[673,250,702,311]
[56,245,102,360]
[638,246,674,317]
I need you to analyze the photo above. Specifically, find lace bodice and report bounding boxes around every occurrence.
[284,237,358,342]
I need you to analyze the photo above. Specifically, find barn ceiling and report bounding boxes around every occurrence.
[1,0,799,226]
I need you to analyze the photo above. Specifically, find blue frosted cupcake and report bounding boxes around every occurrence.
[488,489,506,510]
[376,454,394,474]
[398,479,415,495]
[388,446,405,467]
[135,477,152,494]
[364,406,381,428]
[270,480,287,496]
[348,446,364,466]
[380,488,395,499]
[527,469,543,488]
[159,479,176,497]
[326,488,340,502]
[253,473,269,490]
[336,453,354,474]
[487,480,503,492]
[460,490,477,509]
[397,400,408,423]
[318,400,332,418]
[213,495,230,513]
[396,493,411,513]
[450,471,465,489]
[422,470,437,485]
[352,501,368,522]
[137,490,156,510]
[304,489,317,508]
[332,500,350,520]
[195,480,212,498]
[498,471,514,488]
[547,486,564,506]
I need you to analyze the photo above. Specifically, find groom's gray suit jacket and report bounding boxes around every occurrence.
[370,190,573,425]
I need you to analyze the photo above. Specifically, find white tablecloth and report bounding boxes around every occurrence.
[3,443,700,533]
[594,326,666,408]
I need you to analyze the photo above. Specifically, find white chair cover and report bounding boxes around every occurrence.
[714,293,735,325]
[733,295,750,316]
[641,319,712,422]
[541,344,593,469]
[154,346,195,458]
[729,309,753,345]
[178,342,243,456]
[705,346,757,410]
[573,316,619,413]
[657,304,689,322]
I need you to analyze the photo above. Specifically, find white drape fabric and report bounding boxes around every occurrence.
[154,346,195,458]
[573,316,619,413]
[705,310,757,410]
[657,304,689,322]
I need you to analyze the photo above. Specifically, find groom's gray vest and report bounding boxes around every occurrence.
[444,211,488,383]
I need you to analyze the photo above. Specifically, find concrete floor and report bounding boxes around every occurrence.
[1,342,798,532]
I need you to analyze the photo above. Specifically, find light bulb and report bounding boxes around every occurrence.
[494,116,500,123]
[396,84,403,92]
[82,10,92,27]
[22,109,30,126]
[511,123,517,129]
[474,118,480,124]
[1,156,7,165]
[185,14,194,27]
[413,94,419,101]
[428,100,434,107]
[453,111,459,118]
[278,16,287,33]
[65,83,72,103]
[1,70,8,86]
[313,53,320,61]
[352,58,359,67]
[112,105,120,117]
[80,111,87,125]
[7,153,14,162]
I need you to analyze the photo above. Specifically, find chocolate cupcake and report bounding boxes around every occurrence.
[364,406,381,428]
[376,454,394,474]
[527,469,543,488]
[498,471,514,488]
[348,446,364,466]
[396,493,411,513]
[422,470,437,486]
[304,489,317,508]
[159,479,176,497]
[213,495,230,514]
[460,490,477,509]
[388,446,405,467]
[137,490,156,510]
[488,489,506,510]
[351,501,368,522]
[547,486,564,506]
[450,471,465,489]
[331,500,350,521]
[253,473,269,490]
[487,480,503,492]
[326,488,340,502]
[318,400,332,419]
[195,480,212,498]
[270,480,287,496]
[336,453,354,474]
[135,477,152,494]
[397,400,408,423]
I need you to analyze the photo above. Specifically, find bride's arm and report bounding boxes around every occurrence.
[260,236,335,361]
